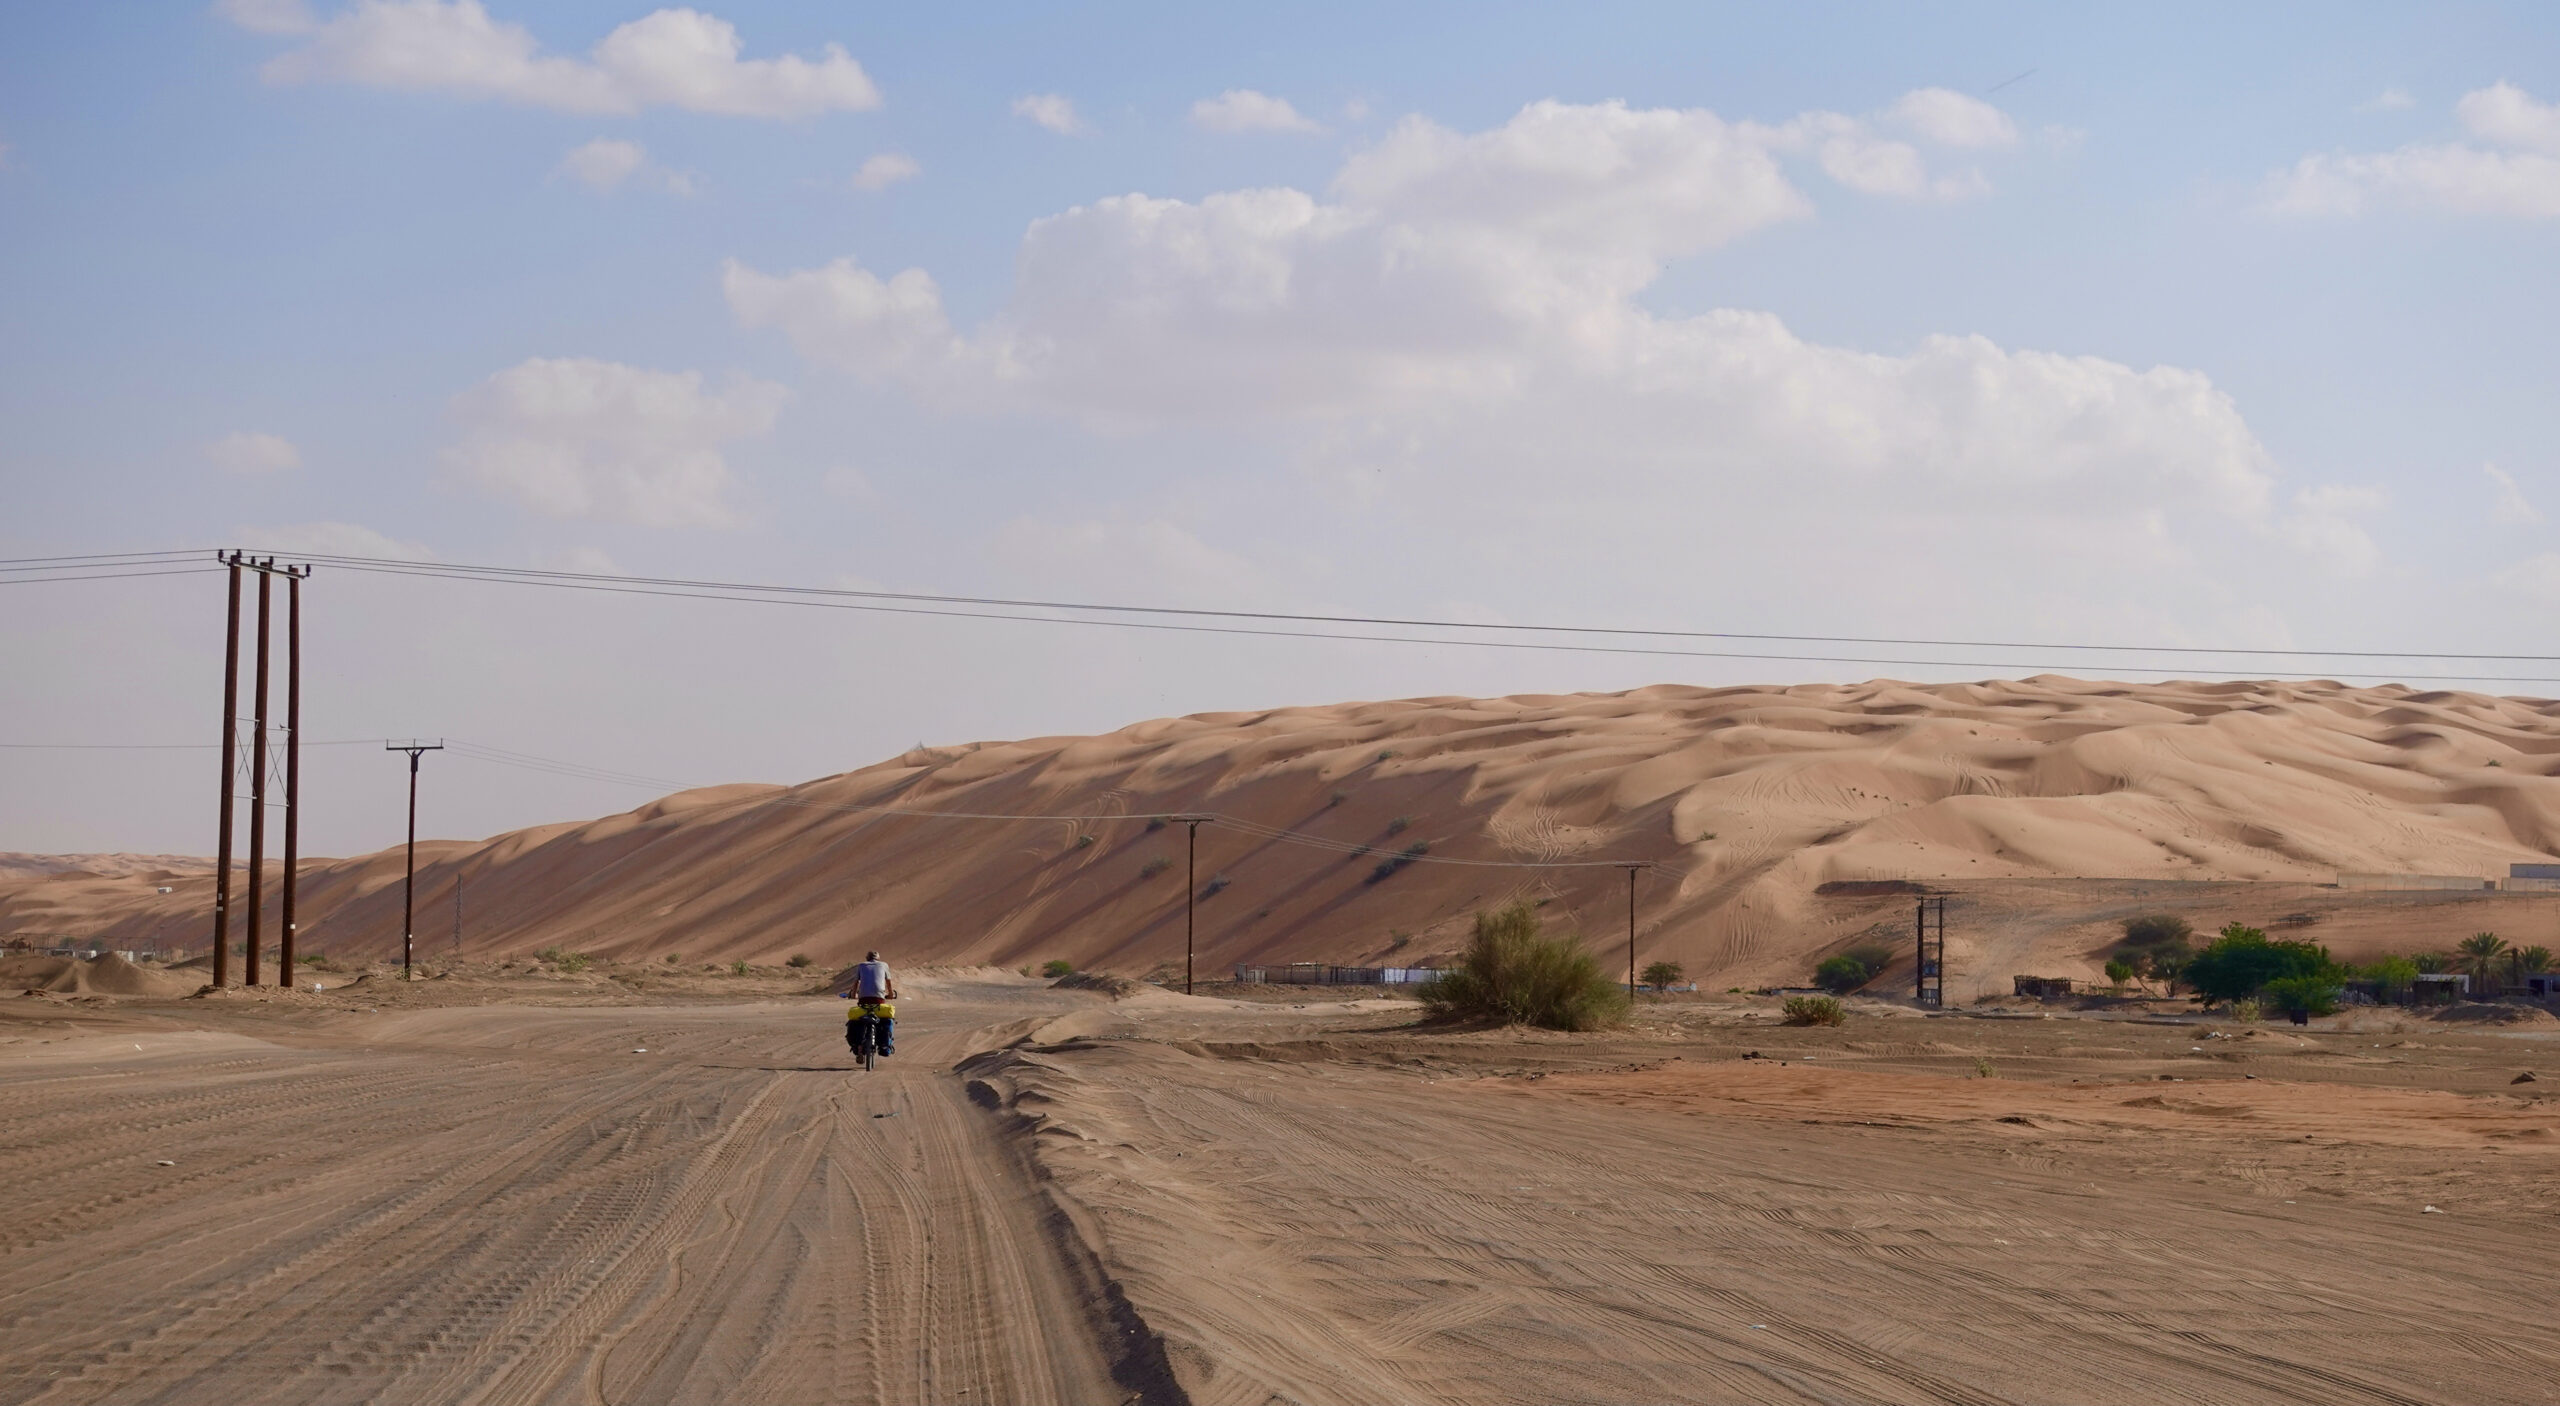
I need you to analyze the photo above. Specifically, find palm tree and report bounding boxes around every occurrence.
[2512,944,2553,987]
[2457,931,2510,995]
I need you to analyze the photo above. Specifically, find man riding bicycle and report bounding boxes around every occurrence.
[847,951,897,1059]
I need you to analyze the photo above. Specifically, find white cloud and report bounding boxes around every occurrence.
[1012,93,1081,135]
[2491,551,2560,606]
[1190,89,1323,134]
[552,137,691,194]
[245,1,880,118]
[985,517,1274,607]
[2459,81,2560,154]
[852,152,920,191]
[2358,87,2416,113]
[234,520,433,560]
[2487,463,2543,525]
[208,431,302,474]
[443,357,786,527]
[2278,485,2387,576]
[1889,87,2018,147]
[533,545,621,574]
[2264,82,2560,218]
[729,96,2284,560]
[214,0,316,35]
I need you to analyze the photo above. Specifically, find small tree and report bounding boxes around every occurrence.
[1417,901,1628,1031]
[1042,959,1074,978]
[2120,914,2194,951]
[1812,943,1895,994]
[2103,959,2133,992]
[2262,973,2342,1019]
[2183,923,2331,1004]
[786,953,815,968]
[2459,932,2510,994]
[1641,960,1685,990]
[2359,953,2419,1002]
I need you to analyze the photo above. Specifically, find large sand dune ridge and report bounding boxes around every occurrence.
[9,675,2560,991]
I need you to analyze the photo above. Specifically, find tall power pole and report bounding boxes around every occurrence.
[244,565,272,988]
[279,572,303,975]
[212,559,243,988]
[1623,864,1642,993]
[1176,816,1213,994]
[388,741,443,977]
[210,552,308,988]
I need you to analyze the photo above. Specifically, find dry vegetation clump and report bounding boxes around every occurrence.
[1419,901,1628,1032]
[1781,995,1846,1026]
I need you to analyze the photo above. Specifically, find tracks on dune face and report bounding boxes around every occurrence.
[0,1000,1133,1406]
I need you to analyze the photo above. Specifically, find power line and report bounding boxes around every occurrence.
[313,559,2560,686]
[281,549,2560,663]
[0,566,226,586]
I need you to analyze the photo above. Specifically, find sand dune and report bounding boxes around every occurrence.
[9,676,2560,994]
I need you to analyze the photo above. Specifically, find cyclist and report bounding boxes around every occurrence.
[847,950,897,1059]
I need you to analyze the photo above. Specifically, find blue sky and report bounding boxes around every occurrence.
[3,2,2557,854]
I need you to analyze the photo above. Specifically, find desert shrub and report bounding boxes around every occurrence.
[2120,913,2194,951]
[297,952,326,967]
[664,953,682,965]
[1813,955,1871,993]
[1329,790,1347,807]
[1074,833,1095,849]
[1971,1056,1995,1078]
[730,959,749,976]
[2103,959,2134,990]
[1376,749,1398,762]
[1368,841,1429,883]
[1641,960,1685,990]
[1386,816,1410,835]
[2182,924,2331,1003]
[2358,953,2419,999]
[1812,943,1895,993]
[1781,995,1846,1027]
[1140,856,1171,879]
[1042,958,1074,978]
[1201,873,1230,897]
[1417,901,1627,1031]
[1145,816,1167,833]
[2261,974,2341,1018]
[535,946,592,973]
[786,953,814,968]
[2231,997,2263,1023]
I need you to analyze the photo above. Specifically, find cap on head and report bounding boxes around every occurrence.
[865,950,880,961]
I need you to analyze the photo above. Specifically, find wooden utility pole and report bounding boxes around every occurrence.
[212,559,242,988]
[245,565,271,988]
[1623,864,1641,993]
[279,571,302,975]
[1176,816,1213,994]
[388,741,444,977]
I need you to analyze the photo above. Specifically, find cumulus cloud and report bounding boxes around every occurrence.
[1190,89,1323,134]
[554,137,692,193]
[2279,485,2388,575]
[2358,87,2416,113]
[234,520,433,560]
[443,357,786,527]
[852,152,920,191]
[240,1,881,118]
[1889,87,2019,147]
[208,431,302,474]
[2487,463,2543,525]
[726,93,2290,571]
[1011,93,1081,134]
[2265,82,2560,218]
[214,0,316,35]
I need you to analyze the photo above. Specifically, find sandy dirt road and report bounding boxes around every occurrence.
[971,1002,2560,1406]
[0,981,1144,1406]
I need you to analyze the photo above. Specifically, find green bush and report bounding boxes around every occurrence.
[2119,913,2193,951]
[2103,959,2134,990]
[1140,856,1171,879]
[1367,841,1429,883]
[1042,958,1074,978]
[1814,955,1871,993]
[1781,995,1846,1027]
[730,959,749,976]
[1386,816,1410,835]
[1812,943,1895,993]
[2182,924,2331,1003]
[1640,960,1685,990]
[1417,901,1627,1031]
[786,953,814,968]
[2358,953,2419,999]
[535,946,593,973]
[2261,974,2341,1018]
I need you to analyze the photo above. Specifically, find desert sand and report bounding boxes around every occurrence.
[5,974,2558,1404]
[11,677,2560,997]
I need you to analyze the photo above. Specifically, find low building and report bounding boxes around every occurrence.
[2012,975,2075,1001]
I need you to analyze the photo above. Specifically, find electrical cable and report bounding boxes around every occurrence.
[316,560,2560,686]
[0,567,226,586]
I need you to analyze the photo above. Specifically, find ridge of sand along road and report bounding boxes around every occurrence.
[0,980,1147,1406]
